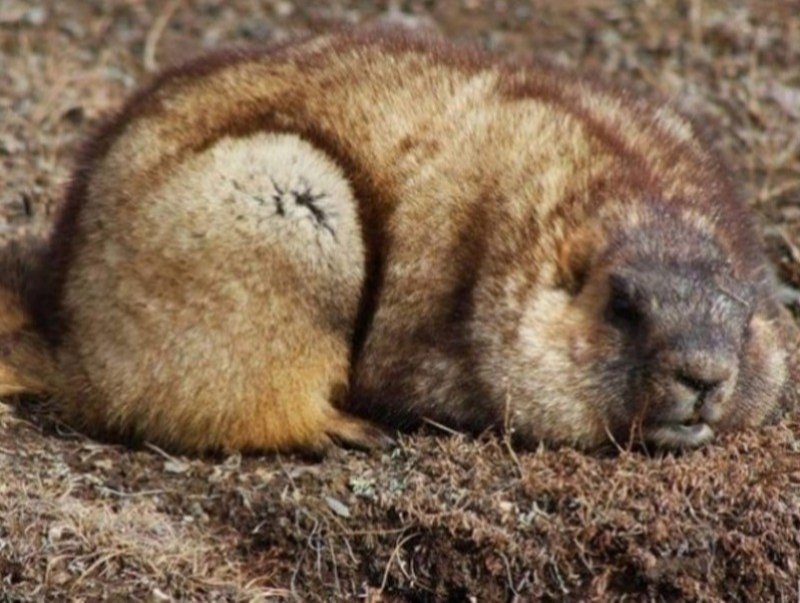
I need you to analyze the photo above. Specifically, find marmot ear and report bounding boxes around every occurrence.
[555,228,599,295]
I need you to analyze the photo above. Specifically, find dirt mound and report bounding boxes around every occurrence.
[2,405,800,600]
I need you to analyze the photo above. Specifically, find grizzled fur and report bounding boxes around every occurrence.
[0,27,797,453]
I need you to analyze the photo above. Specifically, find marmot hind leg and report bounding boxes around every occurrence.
[58,132,385,453]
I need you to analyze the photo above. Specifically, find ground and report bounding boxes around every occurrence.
[1,0,800,600]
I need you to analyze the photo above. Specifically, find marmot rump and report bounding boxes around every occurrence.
[0,28,797,453]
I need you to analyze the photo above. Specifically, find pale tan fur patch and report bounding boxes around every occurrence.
[59,133,371,452]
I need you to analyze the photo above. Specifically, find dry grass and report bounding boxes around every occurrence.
[0,410,288,600]
[1,0,799,599]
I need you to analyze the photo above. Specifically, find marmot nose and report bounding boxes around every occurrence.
[673,353,734,404]
[675,371,723,396]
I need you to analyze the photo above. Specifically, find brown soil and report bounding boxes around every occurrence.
[1,0,799,600]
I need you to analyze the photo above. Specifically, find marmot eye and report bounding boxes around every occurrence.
[607,275,643,327]
[608,293,641,325]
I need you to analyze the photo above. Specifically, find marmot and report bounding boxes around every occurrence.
[0,28,797,454]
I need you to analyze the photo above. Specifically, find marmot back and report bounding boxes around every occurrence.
[1,28,797,453]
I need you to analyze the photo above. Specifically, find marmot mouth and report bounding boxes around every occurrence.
[644,421,714,450]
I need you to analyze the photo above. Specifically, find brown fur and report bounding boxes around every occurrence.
[1,27,797,453]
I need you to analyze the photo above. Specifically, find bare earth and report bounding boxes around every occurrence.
[1,0,800,600]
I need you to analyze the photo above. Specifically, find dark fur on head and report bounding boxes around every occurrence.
[556,201,794,448]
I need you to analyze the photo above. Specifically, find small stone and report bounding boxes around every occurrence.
[0,133,25,155]
[164,459,190,474]
[92,458,113,471]
[325,496,351,518]
[24,7,48,26]
[273,1,294,17]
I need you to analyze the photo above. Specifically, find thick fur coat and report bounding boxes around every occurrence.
[0,28,797,453]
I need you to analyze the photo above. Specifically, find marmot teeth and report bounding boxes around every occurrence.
[0,27,794,454]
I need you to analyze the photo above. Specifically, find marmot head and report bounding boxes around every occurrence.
[497,203,795,450]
